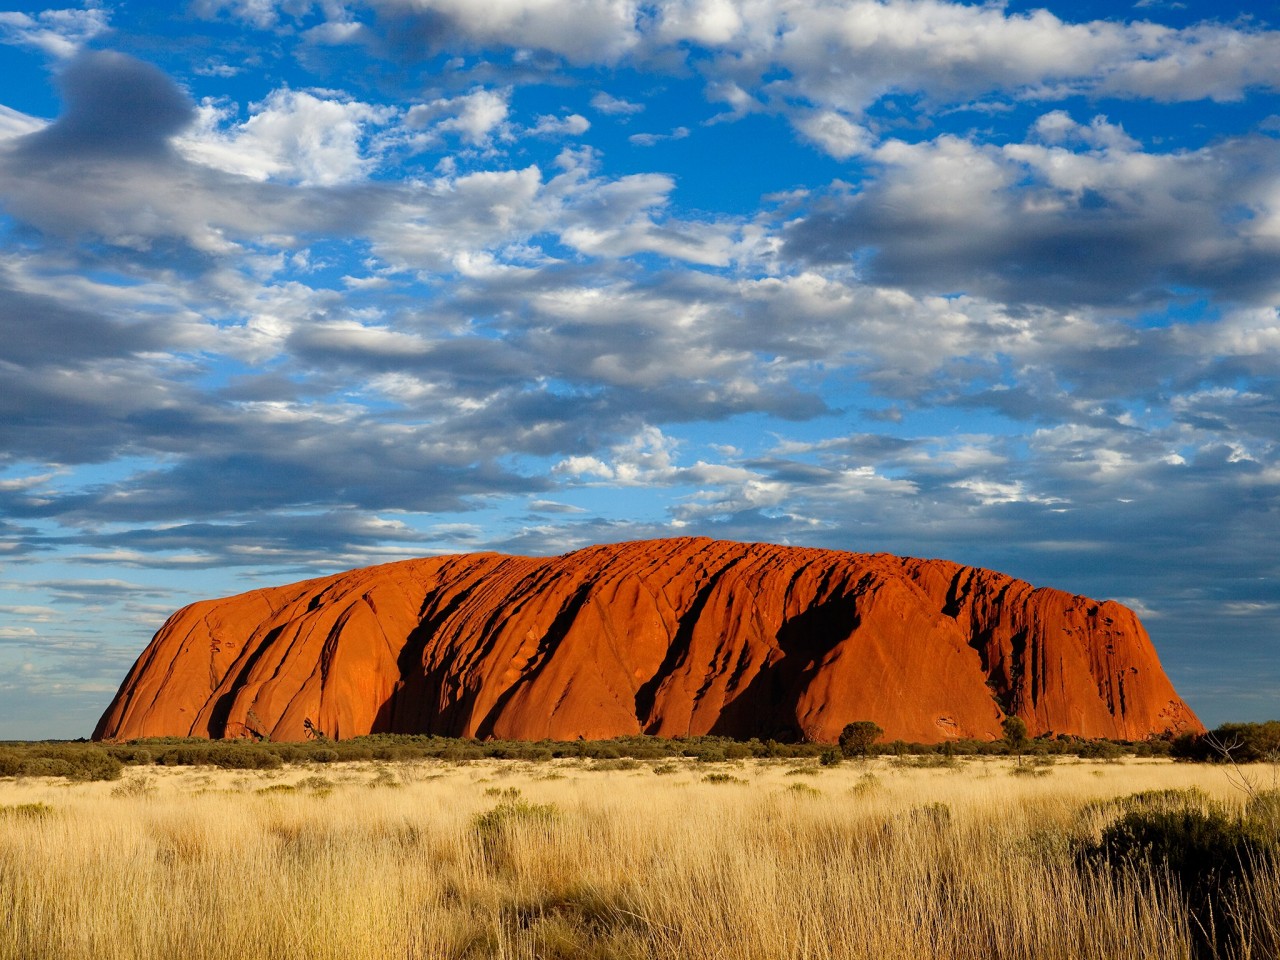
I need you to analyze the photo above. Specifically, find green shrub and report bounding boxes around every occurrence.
[786,782,822,797]
[208,746,282,770]
[472,797,559,870]
[1001,716,1029,750]
[1010,764,1051,777]
[592,757,639,771]
[703,772,747,785]
[21,747,124,781]
[256,783,297,795]
[110,774,156,798]
[1078,739,1124,761]
[851,772,881,796]
[1114,787,1215,818]
[1246,789,1280,838]
[0,802,54,820]
[0,748,26,777]
[1083,790,1279,959]
[838,721,883,759]
[484,786,523,800]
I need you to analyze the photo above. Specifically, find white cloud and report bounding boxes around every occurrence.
[0,105,46,142]
[403,87,511,147]
[654,0,743,45]
[0,8,110,58]
[628,126,689,147]
[793,111,872,159]
[528,113,590,138]
[1031,111,1139,151]
[554,425,680,484]
[178,88,398,185]
[189,0,281,29]
[590,91,644,115]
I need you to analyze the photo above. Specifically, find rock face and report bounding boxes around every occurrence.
[94,538,1203,744]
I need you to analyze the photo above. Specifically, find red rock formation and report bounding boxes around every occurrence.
[93,538,1203,744]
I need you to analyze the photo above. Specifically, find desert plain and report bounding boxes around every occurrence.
[2,754,1277,960]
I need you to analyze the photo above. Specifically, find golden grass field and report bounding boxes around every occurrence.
[1,756,1276,960]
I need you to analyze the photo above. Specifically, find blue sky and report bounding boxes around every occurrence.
[1,0,1279,739]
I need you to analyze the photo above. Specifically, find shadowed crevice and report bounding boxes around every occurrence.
[206,624,283,738]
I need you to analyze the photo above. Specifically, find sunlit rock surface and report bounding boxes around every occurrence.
[94,538,1203,743]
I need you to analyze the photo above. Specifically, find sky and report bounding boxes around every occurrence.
[1,0,1278,740]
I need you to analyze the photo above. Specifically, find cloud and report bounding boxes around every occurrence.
[402,87,511,147]
[190,0,284,30]
[179,88,398,185]
[590,91,644,115]
[0,105,46,142]
[0,7,110,58]
[792,112,872,159]
[528,113,590,138]
[684,1,1280,153]
[15,51,195,161]
[628,126,688,147]
[366,0,643,64]
[784,126,1280,308]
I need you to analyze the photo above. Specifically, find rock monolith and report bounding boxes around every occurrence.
[94,538,1203,743]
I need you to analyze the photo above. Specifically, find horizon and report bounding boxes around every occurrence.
[1,0,1279,738]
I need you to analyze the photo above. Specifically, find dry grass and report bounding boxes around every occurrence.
[0,756,1274,959]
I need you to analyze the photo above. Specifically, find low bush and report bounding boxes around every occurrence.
[472,795,559,870]
[208,746,282,770]
[1077,739,1125,761]
[592,758,639,771]
[110,774,157,798]
[0,748,24,777]
[0,802,54,819]
[786,782,822,797]
[1082,788,1279,959]
[1246,789,1280,837]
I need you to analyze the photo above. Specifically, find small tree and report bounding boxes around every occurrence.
[1002,716,1028,763]
[839,721,883,759]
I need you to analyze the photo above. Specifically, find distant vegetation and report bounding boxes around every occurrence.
[0,720,1273,784]
[1,720,1276,780]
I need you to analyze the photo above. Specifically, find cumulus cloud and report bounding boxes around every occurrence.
[179,88,398,185]
[527,112,590,138]
[402,87,512,147]
[0,7,110,58]
[784,126,1280,307]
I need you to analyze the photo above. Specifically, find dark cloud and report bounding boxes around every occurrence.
[0,284,170,366]
[18,579,174,602]
[16,51,195,161]
[784,135,1280,309]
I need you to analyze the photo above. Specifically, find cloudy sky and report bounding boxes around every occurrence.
[1,0,1278,739]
